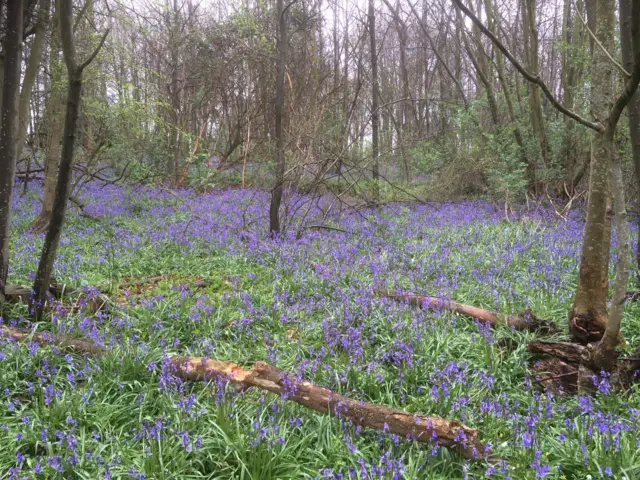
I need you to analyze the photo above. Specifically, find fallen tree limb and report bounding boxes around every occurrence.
[527,341,587,364]
[1,325,107,355]
[3,283,77,304]
[376,289,558,333]
[118,275,208,293]
[0,325,488,460]
[119,275,174,289]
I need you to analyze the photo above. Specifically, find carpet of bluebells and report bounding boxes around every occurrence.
[2,181,640,479]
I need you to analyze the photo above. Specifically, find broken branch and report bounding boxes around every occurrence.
[527,341,587,364]
[376,289,558,333]
[1,325,488,460]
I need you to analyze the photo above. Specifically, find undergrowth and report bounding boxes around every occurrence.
[1,184,639,479]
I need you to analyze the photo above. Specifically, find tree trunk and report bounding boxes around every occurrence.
[560,0,588,193]
[593,143,631,369]
[31,8,63,234]
[269,0,286,236]
[521,0,549,193]
[31,0,108,319]
[0,0,24,300]
[620,0,640,278]
[368,0,379,202]
[486,0,531,175]
[455,3,499,126]
[17,0,51,158]
[569,0,616,344]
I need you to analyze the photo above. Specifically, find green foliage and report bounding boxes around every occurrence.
[81,97,172,180]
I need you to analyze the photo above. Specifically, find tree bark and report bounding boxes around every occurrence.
[31,0,108,319]
[561,0,585,194]
[455,3,499,126]
[31,7,63,234]
[171,357,488,460]
[620,0,640,278]
[368,0,380,202]
[521,0,548,192]
[0,0,24,300]
[485,0,531,177]
[569,0,616,344]
[17,0,50,158]
[269,0,287,236]
[592,146,631,369]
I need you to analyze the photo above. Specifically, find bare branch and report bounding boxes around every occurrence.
[574,3,630,78]
[79,28,111,72]
[451,0,603,132]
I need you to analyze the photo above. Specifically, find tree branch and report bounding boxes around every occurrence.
[574,3,630,78]
[451,0,603,132]
[79,28,110,72]
[408,0,469,107]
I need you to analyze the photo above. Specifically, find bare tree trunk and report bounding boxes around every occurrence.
[368,0,379,201]
[485,0,530,173]
[17,0,51,157]
[31,8,63,234]
[31,0,108,319]
[620,0,640,278]
[455,2,499,126]
[0,0,24,300]
[521,0,548,193]
[561,0,583,193]
[593,145,631,369]
[569,0,616,344]
[381,0,413,182]
[269,0,287,236]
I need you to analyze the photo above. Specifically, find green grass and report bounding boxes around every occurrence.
[2,187,640,479]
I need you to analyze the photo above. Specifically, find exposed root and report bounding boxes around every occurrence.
[527,341,587,364]
[528,340,640,395]
[568,309,607,344]
[531,358,578,396]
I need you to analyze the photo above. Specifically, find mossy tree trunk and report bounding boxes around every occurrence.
[568,0,616,344]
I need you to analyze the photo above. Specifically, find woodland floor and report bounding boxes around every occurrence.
[2,183,640,479]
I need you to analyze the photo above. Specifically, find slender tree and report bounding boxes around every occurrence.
[0,0,24,301]
[368,0,379,202]
[269,0,289,236]
[453,0,640,370]
[31,0,109,318]
[620,0,640,277]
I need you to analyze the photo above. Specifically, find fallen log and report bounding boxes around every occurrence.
[118,275,208,292]
[1,325,107,355]
[527,341,587,364]
[0,325,487,460]
[170,357,487,459]
[376,289,558,333]
[3,283,78,304]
